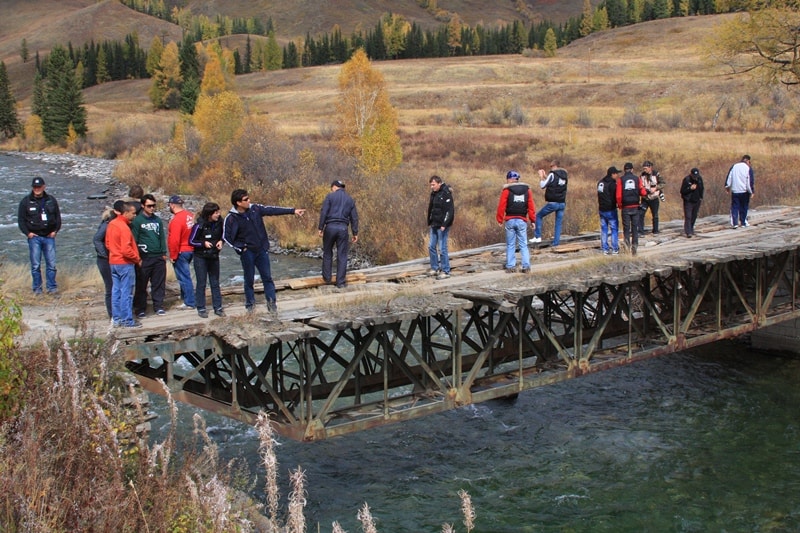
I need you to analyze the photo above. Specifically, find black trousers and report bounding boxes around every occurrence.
[134,255,167,314]
[639,197,660,233]
[322,223,350,287]
[621,207,641,249]
[683,200,701,236]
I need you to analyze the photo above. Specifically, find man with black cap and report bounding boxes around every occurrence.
[318,180,359,288]
[680,168,705,238]
[18,176,61,294]
[597,167,621,255]
[616,162,647,255]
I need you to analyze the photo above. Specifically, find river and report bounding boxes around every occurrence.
[0,151,320,282]
[3,152,799,532]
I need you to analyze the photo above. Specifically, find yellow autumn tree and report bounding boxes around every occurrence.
[335,48,402,176]
[149,41,182,109]
[199,52,228,96]
[192,90,245,157]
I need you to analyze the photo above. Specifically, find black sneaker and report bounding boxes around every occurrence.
[266,301,278,314]
[198,309,208,318]
[214,309,226,317]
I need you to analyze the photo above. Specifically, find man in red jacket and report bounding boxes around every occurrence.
[496,170,536,273]
[106,201,141,328]
[167,195,195,309]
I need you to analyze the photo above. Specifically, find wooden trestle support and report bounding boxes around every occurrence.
[125,247,800,441]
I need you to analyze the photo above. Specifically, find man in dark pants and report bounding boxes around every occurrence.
[616,162,647,256]
[132,194,168,317]
[638,160,665,235]
[680,168,704,238]
[318,180,359,288]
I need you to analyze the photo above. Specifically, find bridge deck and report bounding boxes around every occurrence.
[117,206,800,440]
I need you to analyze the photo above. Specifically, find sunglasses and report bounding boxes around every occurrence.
[144,203,156,208]
[240,197,250,202]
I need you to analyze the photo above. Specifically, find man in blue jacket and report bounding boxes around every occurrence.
[222,189,306,314]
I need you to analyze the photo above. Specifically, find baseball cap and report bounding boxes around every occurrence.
[32,177,45,187]
[331,180,346,188]
[607,166,621,175]
[690,168,700,176]
[642,160,653,167]
[623,162,634,170]
[168,195,183,204]
[506,170,520,180]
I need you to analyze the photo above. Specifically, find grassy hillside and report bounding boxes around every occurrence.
[183,0,583,37]
[1,0,182,97]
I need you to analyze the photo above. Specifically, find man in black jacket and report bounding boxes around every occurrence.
[597,167,620,255]
[18,176,61,294]
[680,168,705,238]
[530,160,568,246]
[427,175,454,279]
[318,180,359,288]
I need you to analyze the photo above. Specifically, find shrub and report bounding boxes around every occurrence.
[0,292,23,422]
[618,106,648,128]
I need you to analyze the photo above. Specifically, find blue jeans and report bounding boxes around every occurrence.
[504,218,530,269]
[599,210,619,252]
[172,251,195,307]
[27,235,57,293]
[429,226,450,274]
[194,255,222,312]
[240,248,275,308]
[535,202,566,245]
[111,263,135,326]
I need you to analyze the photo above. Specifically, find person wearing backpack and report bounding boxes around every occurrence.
[529,160,568,246]
[496,170,535,273]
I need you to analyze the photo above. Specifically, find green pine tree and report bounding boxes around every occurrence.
[41,46,88,145]
[543,28,558,57]
[0,61,21,138]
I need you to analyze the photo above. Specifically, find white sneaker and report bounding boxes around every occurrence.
[529,237,541,244]
[175,303,194,310]
[743,219,750,227]
[427,269,438,276]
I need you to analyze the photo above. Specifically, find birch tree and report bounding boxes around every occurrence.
[335,48,401,175]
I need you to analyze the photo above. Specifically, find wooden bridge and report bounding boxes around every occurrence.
[117,206,800,441]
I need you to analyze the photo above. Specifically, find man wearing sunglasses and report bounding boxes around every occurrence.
[132,194,168,317]
[223,189,306,315]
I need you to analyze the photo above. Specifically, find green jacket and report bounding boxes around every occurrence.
[132,212,167,257]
